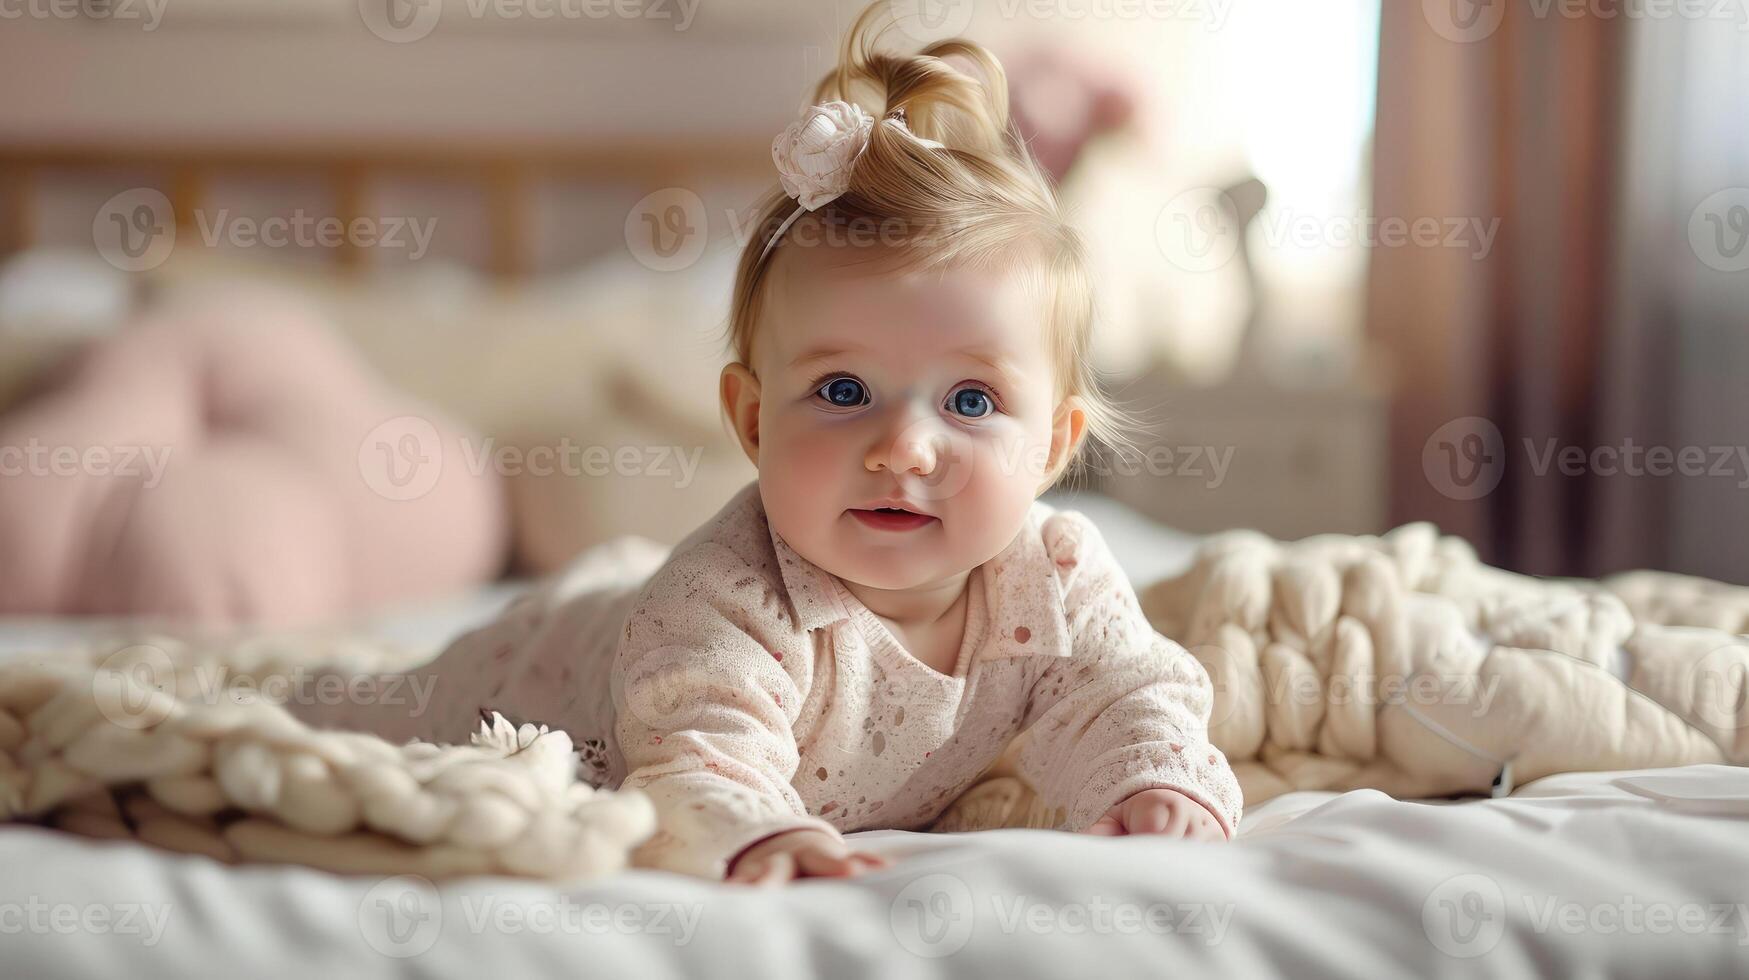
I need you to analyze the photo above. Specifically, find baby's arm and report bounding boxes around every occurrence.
[614,543,870,881]
[1013,512,1243,839]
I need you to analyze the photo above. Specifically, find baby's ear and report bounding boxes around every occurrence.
[1041,395,1089,491]
[719,362,763,465]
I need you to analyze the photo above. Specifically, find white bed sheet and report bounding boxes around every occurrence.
[3,765,1745,979]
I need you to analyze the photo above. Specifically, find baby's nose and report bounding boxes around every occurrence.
[866,415,941,476]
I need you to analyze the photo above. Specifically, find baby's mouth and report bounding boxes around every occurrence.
[848,506,938,532]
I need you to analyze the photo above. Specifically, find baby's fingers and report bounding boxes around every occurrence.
[1085,813,1126,836]
[1127,800,1182,836]
[753,851,796,887]
[1189,811,1228,843]
[725,851,793,886]
[796,847,887,878]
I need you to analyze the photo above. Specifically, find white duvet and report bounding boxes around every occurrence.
[3,764,1745,978]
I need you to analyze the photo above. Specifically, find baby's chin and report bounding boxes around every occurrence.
[812,538,967,593]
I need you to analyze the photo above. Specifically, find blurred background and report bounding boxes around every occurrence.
[0,0,1744,631]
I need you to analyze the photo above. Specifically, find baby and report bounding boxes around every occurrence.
[357,5,1241,886]
[612,8,1239,884]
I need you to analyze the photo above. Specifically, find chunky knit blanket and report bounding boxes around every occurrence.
[0,635,654,879]
[934,523,1749,831]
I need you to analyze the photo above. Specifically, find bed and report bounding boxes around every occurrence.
[3,496,1746,979]
[4,764,1745,977]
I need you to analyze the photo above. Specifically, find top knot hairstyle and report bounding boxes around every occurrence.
[728,3,1130,467]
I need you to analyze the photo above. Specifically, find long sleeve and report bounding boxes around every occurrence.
[1014,512,1244,837]
[613,543,840,879]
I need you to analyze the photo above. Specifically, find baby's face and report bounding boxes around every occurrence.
[744,250,1071,592]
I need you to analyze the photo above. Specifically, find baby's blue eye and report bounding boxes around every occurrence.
[950,387,993,419]
[818,377,868,407]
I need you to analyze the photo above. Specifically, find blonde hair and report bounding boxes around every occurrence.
[728,3,1130,467]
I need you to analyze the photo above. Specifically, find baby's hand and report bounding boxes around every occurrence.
[724,829,891,886]
[1086,788,1227,842]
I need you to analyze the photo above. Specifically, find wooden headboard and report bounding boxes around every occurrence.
[0,137,772,279]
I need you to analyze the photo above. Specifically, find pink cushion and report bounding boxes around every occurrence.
[0,292,508,626]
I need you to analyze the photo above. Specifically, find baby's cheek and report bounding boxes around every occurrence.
[951,431,1045,535]
[967,424,1053,496]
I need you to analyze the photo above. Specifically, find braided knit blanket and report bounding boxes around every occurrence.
[0,634,654,880]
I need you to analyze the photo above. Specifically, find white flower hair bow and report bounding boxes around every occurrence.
[761,100,943,264]
[772,100,875,210]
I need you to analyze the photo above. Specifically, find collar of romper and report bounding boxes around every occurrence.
[765,504,1073,660]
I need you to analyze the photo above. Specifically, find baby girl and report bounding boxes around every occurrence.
[372,6,1240,885]
[616,7,1238,884]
